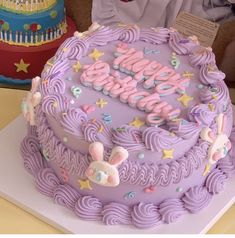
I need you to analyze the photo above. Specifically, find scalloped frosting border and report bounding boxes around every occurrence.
[20,125,235,229]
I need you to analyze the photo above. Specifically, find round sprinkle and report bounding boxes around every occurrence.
[176,187,183,193]
[63,137,68,143]
[67,76,72,81]
[70,99,75,104]
[198,84,204,89]
[137,152,145,159]
[124,191,136,200]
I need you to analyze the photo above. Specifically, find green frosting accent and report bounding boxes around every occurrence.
[2,22,9,31]
[24,24,30,31]
[50,10,58,19]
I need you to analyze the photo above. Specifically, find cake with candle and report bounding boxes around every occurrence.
[0,0,76,85]
[20,23,235,229]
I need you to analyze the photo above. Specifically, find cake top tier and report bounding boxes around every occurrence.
[0,0,56,14]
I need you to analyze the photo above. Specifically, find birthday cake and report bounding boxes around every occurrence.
[0,0,76,83]
[21,23,235,229]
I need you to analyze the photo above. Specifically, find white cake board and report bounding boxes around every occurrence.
[0,113,235,234]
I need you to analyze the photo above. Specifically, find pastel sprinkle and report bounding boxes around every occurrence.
[124,191,136,200]
[198,84,204,89]
[53,101,58,108]
[62,112,67,116]
[96,98,108,108]
[71,86,82,99]
[171,52,180,70]
[70,99,75,105]
[208,103,215,111]
[179,39,190,44]
[137,152,145,160]
[63,137,68,143]
[116,127,126,132]
[144,186,155,193]
[212,94,218,100]
[144,47,160,55]
[176,187,183,193]
[223,104,228,112]
[102,113,112,124]
[66,76,72,81]
[42,149,49,161]
[98,126,104,133]
[182,71,194,79]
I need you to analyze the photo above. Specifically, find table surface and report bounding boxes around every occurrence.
[0,87,235,234]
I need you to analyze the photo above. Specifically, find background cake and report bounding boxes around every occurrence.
[0,0,76,85]
[21,23,235,229]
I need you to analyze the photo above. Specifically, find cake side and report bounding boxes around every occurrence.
[0,0,67,46]
[20,24,235,229]
[0,0,56,14]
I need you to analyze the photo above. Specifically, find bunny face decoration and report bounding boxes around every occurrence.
[21,76,42,126]
[200,113,231,165]
[86,142,129,187]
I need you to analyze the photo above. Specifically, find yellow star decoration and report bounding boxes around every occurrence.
[162,149,174,159]
[78,179,92,190]
[208,103,215,112]
[177,94,194,107]
[182,71,194,79]
[129,117,145,128]
[96,98,108,108]
[203,164,211,176]
[89,48,104,61]
[73,61,82,72]
[14,59,30,73]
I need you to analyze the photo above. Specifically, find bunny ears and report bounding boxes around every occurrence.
[89,142,129,167]
[200,113,227,144]
[86,142,129,187]
[21,76,42,126]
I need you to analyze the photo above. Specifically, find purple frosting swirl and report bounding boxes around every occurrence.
[87,25,119,46]
[55,37,89,60]
[118,25,141,43]
[140,27,170,44]
[159,198,187,223]
[82,119,113,149]
[200,81,230,112]
[41,94,69,119]
[74,196,103,221]
[111,125,145,152]
[169,31,198,55]
[102,203,132,225]
[217,156,235,178]
[131,203,162,229]
[189,47,216,67]
[60,108,87,137]
[188,103,216,126]
[205,168,228,194]
[182,186,212,213]
[20,135,45,175]
[40,60,69,96]
[53,184,80,210]
[142,127,182,152]
[35,168,60,197]
[167,120,201,140]
[199,64,225,85]
[229,127,235,159]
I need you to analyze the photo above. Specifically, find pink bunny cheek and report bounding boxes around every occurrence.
[212,152,221,162]
[86,168,94,177]
[107,175,118,185]
[226,141,232,150]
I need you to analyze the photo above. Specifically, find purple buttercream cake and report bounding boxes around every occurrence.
[20,23,235,229]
